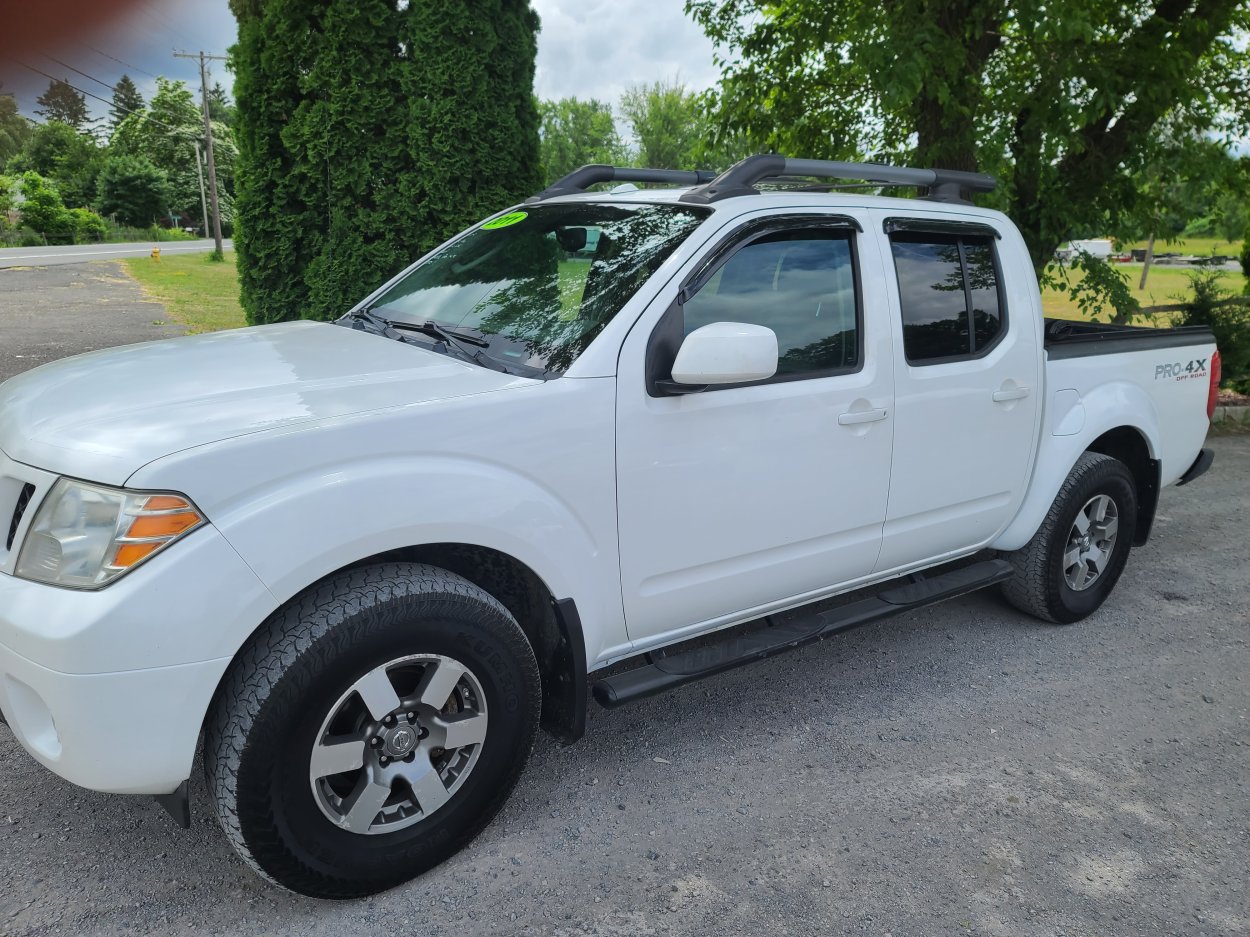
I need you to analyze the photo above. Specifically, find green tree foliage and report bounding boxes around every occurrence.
[687,0,1250,272]
[1180,269,1250,392]
[1049,251,1141,325]
[109,75,145,134]
[66,206,108,242]
[208,82,236,127]
[230,0,542,324]
[0,173,17,224]
[35,78,92,132]
[538,97,627,182]
[97,154,171,226]
[1241,237,1250,284]
[0,88,33,167]
[10,121,104,208]
[17,171,70,235]
[111,78,235,225]
[619,80,707,170]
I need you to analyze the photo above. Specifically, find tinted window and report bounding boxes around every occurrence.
[682,229,858,376]
[890,233,1003,363]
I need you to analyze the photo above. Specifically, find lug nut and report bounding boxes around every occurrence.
[379,755,389,765]
[406,711,416,721]
[370,737,382,747]
[418,727,429,740]
[384,714,396,726]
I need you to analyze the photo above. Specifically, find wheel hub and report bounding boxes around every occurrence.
[1063,494,1119,592]
[308,653,489,836]
[381,722,418,758]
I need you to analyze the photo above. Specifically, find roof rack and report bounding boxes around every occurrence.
[528,165,718,202]
[678,155,996,205]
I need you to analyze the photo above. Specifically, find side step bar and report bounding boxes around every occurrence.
[592,558,1014,708]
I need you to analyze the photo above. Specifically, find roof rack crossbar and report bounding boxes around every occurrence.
[678,155,996,205]
[528,164,719,202]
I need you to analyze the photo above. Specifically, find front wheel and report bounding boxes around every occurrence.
[205,563,541,898]
[1001,452,1138,624]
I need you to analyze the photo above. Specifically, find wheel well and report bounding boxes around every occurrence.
[1085,427,1159,545]
[335,544,585,743]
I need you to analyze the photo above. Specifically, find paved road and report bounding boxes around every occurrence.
[0,238,232,269]
[0,268,1246,936]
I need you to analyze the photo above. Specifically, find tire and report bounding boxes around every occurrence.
[205,563,541,899]
[1001,452,1138,624]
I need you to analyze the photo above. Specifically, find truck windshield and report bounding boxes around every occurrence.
[365,202,708,375]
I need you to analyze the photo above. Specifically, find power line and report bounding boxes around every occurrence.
[40,54,121,96]
[15,60,190,137]
[84,44,159,80]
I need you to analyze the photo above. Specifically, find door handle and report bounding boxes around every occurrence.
[992,385,1031,402]
[838,407,888,425]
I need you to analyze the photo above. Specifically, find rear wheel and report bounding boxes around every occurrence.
[205,563,541,898]
[1001,452,1138,624]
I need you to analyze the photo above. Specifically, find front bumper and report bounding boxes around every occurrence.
[0,640,229,794]
[0,517,278,795]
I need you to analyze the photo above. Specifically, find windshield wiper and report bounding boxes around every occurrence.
[347,307,409,343]
[387,319,513,373]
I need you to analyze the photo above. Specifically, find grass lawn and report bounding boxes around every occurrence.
[1121,235,1243,258]
[1040,262,1246,323]
[122,250,247,333]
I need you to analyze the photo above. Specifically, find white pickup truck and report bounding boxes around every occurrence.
[0,156,1218,898]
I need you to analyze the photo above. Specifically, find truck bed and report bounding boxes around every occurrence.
[1043,318,1215,359]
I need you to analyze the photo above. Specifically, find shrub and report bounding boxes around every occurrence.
[17,171,70,235]
[96,154,171,227]
[1240,238,1249,284]
[67,207,108,243]
[1180,268,1250,393]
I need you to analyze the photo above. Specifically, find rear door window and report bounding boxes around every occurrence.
[889,232,1004,363]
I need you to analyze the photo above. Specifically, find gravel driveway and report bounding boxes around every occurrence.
[0,262,183,384]
[0,265,1246,936]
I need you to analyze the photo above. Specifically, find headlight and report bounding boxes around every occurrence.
[15,479,206,589]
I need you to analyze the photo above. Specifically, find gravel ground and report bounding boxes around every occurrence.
[0,267,1246,936]
[0,262,184,384]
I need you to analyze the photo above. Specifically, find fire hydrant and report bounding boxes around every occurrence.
[151,246,161,262]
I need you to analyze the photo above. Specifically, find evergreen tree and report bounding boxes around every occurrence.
[35,79,91,131]
[229,0,542,324]
[229,0,330,324]
[109,75,144,134]
[208,82,236,127]
[401,2,542,259]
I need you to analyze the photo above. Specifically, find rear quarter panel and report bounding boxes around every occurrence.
[993,339,1215,551]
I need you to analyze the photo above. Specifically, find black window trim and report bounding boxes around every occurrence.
[886,225,1009,368]
[645,214,866,397]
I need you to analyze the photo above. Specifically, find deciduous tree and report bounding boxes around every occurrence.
[538,97,627,182]
[687,0,1250,271]
[97,154,171,226]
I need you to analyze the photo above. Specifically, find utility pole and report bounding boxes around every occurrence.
[174,50,228,259]
[193,141,210,239]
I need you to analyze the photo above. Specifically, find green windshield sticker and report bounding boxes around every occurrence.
[482,211,528,230]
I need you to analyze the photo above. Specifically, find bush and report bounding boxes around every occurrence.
[1240,238,1249,284]
[1180,268,1250,393]
[17,171,70,235]
[96,155,171,227]
[67,207,108,243]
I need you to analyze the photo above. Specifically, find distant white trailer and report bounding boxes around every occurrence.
[1055,238,1114,262]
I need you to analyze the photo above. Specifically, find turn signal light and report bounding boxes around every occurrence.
[110,494,206,571]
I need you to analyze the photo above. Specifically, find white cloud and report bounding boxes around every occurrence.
[531,0,720,105]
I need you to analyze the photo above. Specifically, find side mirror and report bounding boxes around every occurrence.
[663,322,779,392]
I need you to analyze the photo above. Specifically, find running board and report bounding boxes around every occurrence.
[593,558,1014,708]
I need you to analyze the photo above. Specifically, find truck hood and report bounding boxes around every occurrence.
[0,320,530,485]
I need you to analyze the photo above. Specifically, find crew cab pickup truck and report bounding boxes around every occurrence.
[0,156,1218,898]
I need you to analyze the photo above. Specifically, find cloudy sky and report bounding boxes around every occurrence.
[2,0,721,121]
